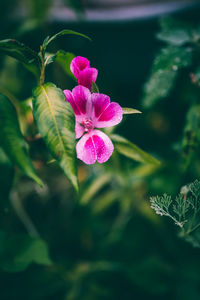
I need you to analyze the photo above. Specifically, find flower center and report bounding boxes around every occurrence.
[81,118,94,132]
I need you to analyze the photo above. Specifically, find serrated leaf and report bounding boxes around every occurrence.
[0,39,40,76]
[142,46,192,108]
[150,179,200,245]
[157,17,192,46]
[0,93,43,186]
[42,29,91,51]
[110,134,160,165]
[0,231,52,272]
[32,83,78,191]
[122,107,142,114]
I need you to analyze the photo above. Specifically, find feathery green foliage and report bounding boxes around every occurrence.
[150,180,200,247]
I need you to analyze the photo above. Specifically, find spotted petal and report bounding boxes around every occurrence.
[76,129,114,164]
[92,93,123,128]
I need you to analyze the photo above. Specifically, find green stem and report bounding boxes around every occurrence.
[39,46,45,86]
[10,190,40,238]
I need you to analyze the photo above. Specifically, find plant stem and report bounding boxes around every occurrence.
[10,190,40,238]
[39,46,45,86]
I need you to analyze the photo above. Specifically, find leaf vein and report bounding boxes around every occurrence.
[41,86,65,155]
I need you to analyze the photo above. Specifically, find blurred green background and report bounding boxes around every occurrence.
[1,1,200,299]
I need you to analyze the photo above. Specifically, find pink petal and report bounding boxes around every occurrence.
[78,68,98,89]
[76,130,114,164]
[92,93,110,118]
[63,89,81,116]
[70,56,90,78]
[93,130,114,163]
[64,85,92,117]
[76,132,96,164]
[92,94,123,128]
[75,122,85,139]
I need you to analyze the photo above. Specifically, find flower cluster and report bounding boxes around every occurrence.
[70,56,98,90]
[64,56,123,165]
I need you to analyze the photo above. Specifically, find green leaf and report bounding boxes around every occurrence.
[0,93,43,186]
[110,134,160,165]
[0,231,52,272]
[91,82,99,93]
[150,194,183,225]
[80,173,112,205]
[157,17,192,46]
[44,51,75,71]
[32,83,78,191]
[122,107,142,114]
[0,39,40,76]
[0,147,14,203]
[142,46,192,108]
[44,53,57,66]
[129,164,160,179]
[54,50,75,79]
[150,180,200,247]
[42,29,91,51]
[93,190,118,214]
[182,105,200,153]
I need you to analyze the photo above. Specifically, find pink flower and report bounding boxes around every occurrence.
[64,85,123,164]
[70,56,98,89]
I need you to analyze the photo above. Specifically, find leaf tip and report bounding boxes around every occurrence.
[122,107,142,115]
[32,174,44,187]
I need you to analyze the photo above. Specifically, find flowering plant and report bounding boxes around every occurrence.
[1,12,200,299]
[70,56,98,89]
[0,30,157,191]
[64,56,123,164]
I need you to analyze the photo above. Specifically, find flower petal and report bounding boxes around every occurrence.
[63,89,81,116]
[75,122,85,139]
[92,93,110,118]
[76,132,96,164]
[92,94,123,128]
[78,68,98,89]
[76,129,114,164]
[69,85,92,116]
[70,56,90,78]
[93,130,114,163]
